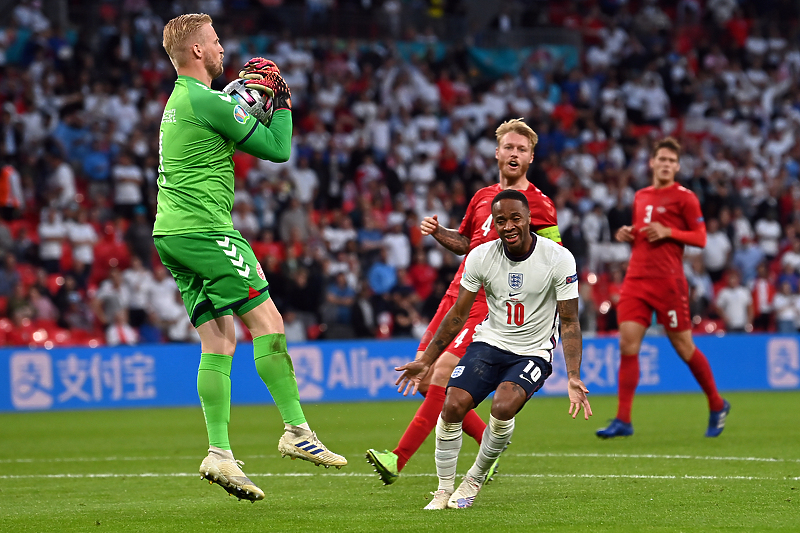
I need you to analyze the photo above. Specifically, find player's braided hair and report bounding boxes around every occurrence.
[652,136,681,157]
[163,13,213,68]
[495,118,539,149]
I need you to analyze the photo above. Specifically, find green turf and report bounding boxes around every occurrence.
[1,391,798,532]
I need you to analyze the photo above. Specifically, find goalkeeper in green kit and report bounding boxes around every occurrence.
[155,13,346,502]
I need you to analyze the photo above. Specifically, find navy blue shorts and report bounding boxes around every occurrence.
[447,342,552,407]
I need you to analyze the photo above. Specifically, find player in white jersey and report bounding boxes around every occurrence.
[395,189,592,510]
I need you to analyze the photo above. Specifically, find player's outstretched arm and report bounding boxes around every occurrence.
[420,214,470,255]
[395,286,477,395]
[557,297,593,420]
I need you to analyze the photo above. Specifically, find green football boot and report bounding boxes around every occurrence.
[365,449,399,485]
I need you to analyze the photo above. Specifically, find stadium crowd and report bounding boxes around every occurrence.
[0,0,799,347]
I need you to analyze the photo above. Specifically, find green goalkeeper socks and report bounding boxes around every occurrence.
[197,353,233,450]
[253,333,307,426]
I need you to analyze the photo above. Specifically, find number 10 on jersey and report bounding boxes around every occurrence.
[506,302,525,326]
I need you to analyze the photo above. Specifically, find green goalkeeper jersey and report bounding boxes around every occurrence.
[154,75,291,236]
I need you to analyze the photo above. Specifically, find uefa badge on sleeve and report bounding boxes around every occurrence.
[233,105,249,124]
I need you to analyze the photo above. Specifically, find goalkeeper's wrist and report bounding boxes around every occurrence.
[273,96,291,112]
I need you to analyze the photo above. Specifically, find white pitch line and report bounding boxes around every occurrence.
[0,472,796,481]
[515,452,800,463]
[1,452,798,464]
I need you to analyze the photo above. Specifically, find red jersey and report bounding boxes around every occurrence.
[626,183,704,279]
[445,182,559,301]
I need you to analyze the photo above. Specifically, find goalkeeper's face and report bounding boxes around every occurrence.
[201,23,224,80]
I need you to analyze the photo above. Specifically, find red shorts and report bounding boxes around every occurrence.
[417,293,488,359]
[617,276,692,332]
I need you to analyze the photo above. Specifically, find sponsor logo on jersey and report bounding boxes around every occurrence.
[161,109,176,124]
[566,273,578,284]
[508,273,523,289]
[657,206,666,213]
[233,104,249,124]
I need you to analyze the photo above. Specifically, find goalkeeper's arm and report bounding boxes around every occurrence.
[237,109,292,162]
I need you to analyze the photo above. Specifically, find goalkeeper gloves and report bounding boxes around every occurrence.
[243,71,292,112]
[239,56,281,77]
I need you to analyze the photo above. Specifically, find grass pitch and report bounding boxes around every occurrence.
[1,391,798,532]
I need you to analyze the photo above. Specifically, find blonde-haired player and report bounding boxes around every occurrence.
[155,13,345,502]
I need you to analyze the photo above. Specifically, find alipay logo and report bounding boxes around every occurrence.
[11,352,54,410]
[767,338,799,389]
[291,346,325,401]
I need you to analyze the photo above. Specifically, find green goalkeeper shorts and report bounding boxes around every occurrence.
[154,230,271,327]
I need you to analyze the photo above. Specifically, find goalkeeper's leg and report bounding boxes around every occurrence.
[195,316,264,501]
[241,299,347,468]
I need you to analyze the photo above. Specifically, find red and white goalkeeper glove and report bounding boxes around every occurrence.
[239,56,280,77]
[243,71,292,112]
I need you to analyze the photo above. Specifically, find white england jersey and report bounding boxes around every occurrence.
[461,235,579,361]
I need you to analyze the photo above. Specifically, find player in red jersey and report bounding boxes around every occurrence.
[597,137,730,439]
[366,119,561,484]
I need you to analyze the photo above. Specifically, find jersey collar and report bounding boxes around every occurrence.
[502,232,537,262]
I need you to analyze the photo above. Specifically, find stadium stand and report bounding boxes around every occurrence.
[0,0,799,346]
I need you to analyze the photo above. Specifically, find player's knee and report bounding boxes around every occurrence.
[619,338,641,356]
[489,400,518,421]
[201,337,236,356]
[441,394,469,422]
[241,298,284,337]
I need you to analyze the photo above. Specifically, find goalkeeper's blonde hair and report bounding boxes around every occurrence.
[163,13,213,68]
[495,118,539,150]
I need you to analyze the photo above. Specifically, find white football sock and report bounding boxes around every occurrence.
[467,415,514,483]
[434,415,463,493]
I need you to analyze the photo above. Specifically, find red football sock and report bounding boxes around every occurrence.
[393,384,446,472]
[616,354,639,424]
[462,409,487,444]
[686,347,724,411]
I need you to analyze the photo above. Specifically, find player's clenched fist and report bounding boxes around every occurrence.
[420,214,439,236]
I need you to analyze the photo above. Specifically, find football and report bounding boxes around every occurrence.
[222,78,274,126]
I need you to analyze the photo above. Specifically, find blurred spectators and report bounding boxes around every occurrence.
[106,308,138,346]
[715,270,754,333]
[38,208,66,274]
[0,0,799,345]
[773,281,799,333]
[0,254,20,298]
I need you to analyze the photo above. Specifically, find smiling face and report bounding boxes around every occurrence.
[649,147,680,188]
[496,131,534,183]
[492,197,532,255]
